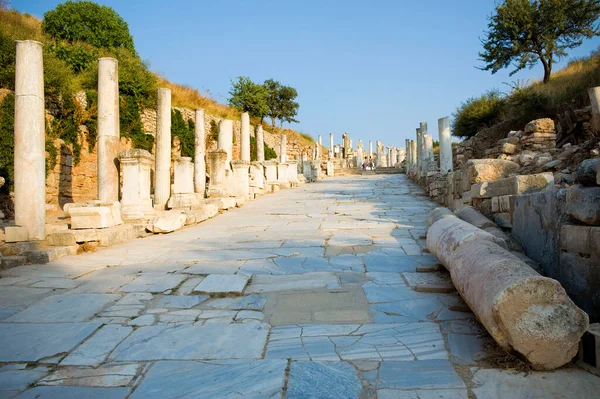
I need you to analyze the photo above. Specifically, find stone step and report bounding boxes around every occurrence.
[46,224,136,247]
[25,245,78,264]
[1,255,29,270]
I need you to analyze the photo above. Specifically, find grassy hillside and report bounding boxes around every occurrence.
[453,50,600,138]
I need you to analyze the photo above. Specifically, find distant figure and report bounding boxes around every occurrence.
[362,157,367,170]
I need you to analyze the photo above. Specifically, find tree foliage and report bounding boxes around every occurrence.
[452,90,507,138]
[264,79,299,129]
[43,1,134,51]
[228,76,269,121]
[479,0,600,83]
[172,109,195,158]
[250,136,277,161]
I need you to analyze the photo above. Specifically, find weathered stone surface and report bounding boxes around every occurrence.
[0,322,100,362]
[69,203,122,229]
[5,226,28,242]
[0,364,49,398]
[471,173,553,199]
[454,206,496,229]
[461,159,520,192]
[524,118,555,133]
[15,386,130,399]
[146,213,187,233]
[120,274,185,293]
[38,364,138,387]
[110,323,269,361]
[427,226,588,370]
[493,212,512,228]
[565,185,600,225]
[427,207,454,226]
[130,360,286,399]
[7,294,119,322]
[193,274,249,294]
[378,360,466,390]
[60,325,133,366]
[286,362,362,399]
[577,158,600,185]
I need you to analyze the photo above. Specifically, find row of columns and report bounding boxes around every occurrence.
[406,117,453,176]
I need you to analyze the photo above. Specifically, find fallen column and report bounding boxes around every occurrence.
[427,210,589,370]
[14,40,46,240]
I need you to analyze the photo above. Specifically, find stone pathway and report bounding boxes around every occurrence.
[0,175,598,398]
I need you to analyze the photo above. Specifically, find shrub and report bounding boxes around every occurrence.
[43,1,134,51]
[0,92,14,193]
[172,109,195,158]
[250,136,277,161]
[452,90,507,138]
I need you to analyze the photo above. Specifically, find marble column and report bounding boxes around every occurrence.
[329,133,334,159]
[241,112,250,162]
[589,86,600,133]
[388,147,393,167]
[416,127,423,172]
[317,135,322,160]
[118,149,154,221]
[256,125,265,162]
[217,119,233,166]
[356,141,363,167]
[97,57,120,203]
[231,160,250,198]
[174,157,194,194]
[438,116,453,173]
[369,140,373,159]
[376,141,383,167]
[206,150,228,198]
[194,108,206,193]
[405,139,411,167]
[424,134,434,171]
[154,88,172,209]
[410,140,417,167]
[14,40,45,240]
[280,134,287,163]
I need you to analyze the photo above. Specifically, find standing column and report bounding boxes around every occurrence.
[329,133,334,159]
[154,88,171,209]
[410,140,417,166]
[416,127,423,172]
[388,147,393,167]
[217,120,233,166]
[280,134,287,163]
[14,40,45,240]
[194,108,206,193]
[97,57,120,203]
[405,139,411,167]
[369,141,373,158]
[438,116,453,173]
[317,135,322,160]
[376,141,383,167]
[241,112,250,162]
[256,125,265,162]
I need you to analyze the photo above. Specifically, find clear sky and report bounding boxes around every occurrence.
[12,0,600,148]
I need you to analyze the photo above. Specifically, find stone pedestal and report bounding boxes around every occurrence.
[218,120,233,166]
[303,161,313,181]
[118,149,155,221]
[256,125,265,162]
[68,202,123,229]
[168,157,199,209]
[97,57,120,203]
[326,161,334,176]
[286,161,300,187]
[277,162,289,188]
[241,112,250,162]
[14,40,46,241]
[438,116,453,173]
[249,162,265,198]
[154,88,172,209]
[231,160,250,199]
[264,160,279,192]
[311,161,322,181]
[207,150,230,198]
[194,108,206,194]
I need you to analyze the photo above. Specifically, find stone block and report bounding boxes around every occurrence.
[524,118,555,133]
[461,159,520,193]
[577,158,600,186]
[455,205,496,229]
[5,226,29,242]
[493,212,512,228]
[46,231,77,247]
[1,255,28,269]
[560,225,599,255]
[472,173,553,199]
[502,143,517,154]
[565,185,600,225]
[69,203,123,229]
[26,246,78,264]
[189,204,219,223]
[578,324,600,372]
[146,213,187,234]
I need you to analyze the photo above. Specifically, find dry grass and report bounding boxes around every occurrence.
[0,9,43,41]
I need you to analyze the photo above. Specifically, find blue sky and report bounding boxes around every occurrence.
[13,0,600,147]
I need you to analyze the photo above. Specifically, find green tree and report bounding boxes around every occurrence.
[479,0,600,83]
[228,76,269,122]
[43,1,135,50]
[264,79,299,130]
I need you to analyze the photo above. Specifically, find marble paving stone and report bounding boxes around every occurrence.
[403,272,455,293]
[193,274,249,293]
[184,261,243,275]
[236,310,264,320]
[60,325,133,367]
[448,334,488,365]
[14,386,130,399]
[158,295,208,308]
[0,323,100,362]
[0,365,49,398]
[378,360,466,390]
[471,368,600,399]
[286,362,362,399]
[129,360,287,399]
[7,294,120,323]
[175,277,204,295]
[363,256,420,273]
[128,314,155,326]
[206,294,268,310]
[0,286,52,308]
[110,323,269,361]
[38,364,139,387]
[29,278,79,289]
[377,389,468,399]
[0,307,20,320]
[120,274,186,293]
[246,273,340,293]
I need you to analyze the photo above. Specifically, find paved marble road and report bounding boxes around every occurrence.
[1,175,598,398]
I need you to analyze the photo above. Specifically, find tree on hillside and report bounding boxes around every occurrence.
[264,79,299,130]
[479,0,600,83]
[228,76,269,122]
[43,1,135,51]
